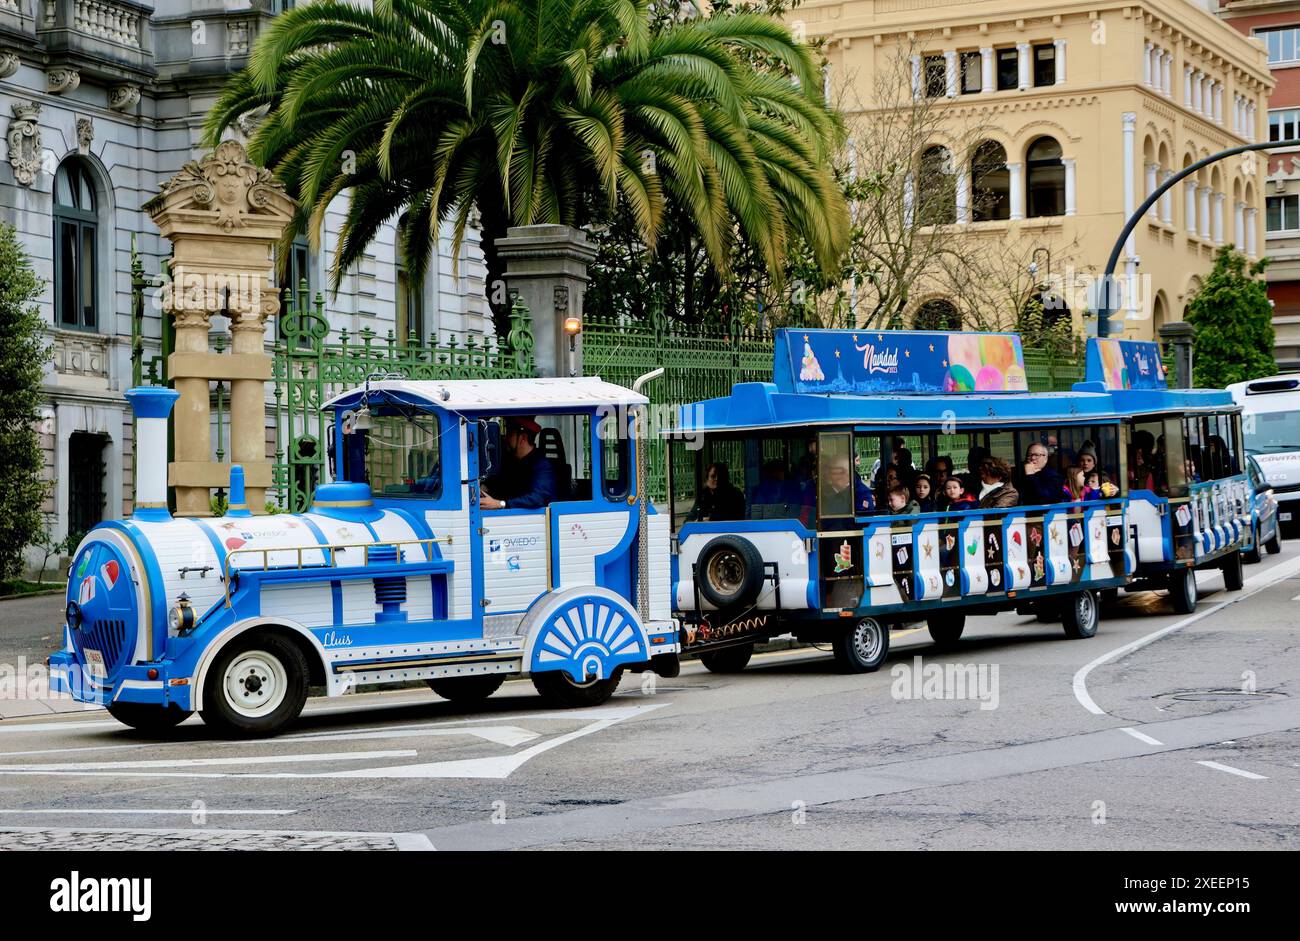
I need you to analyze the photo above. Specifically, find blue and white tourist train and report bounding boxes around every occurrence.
[668,330,1253,673]
[51,375,679,736]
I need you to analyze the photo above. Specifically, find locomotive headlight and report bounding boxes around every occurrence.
[65,600,82,630]
[168,593,195,634]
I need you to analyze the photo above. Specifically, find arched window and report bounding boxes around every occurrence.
[917,145,956,225]
[1026,136,1065,218]
[53,158,99,331]
[914,298,962,331]
[971,141,1010,222]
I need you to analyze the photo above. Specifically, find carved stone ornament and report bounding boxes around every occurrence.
[145,139,295,233]
[6,102,42,187]
[0,50,19,81]
[46,69,80,95]
[553,284,570,311]
[108,85,142,112]
[76,118,94,154]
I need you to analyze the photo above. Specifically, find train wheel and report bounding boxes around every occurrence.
[927,613,966,649]
[1222,550,1244,592]
[699,644,754,674]
[107,702,192,732]
[532,668,623,707]
[200,633,309,738]
[1169,568,1198,615]
[832,617,890,673]
[1061,590,1100,639]
[427,674,506,703]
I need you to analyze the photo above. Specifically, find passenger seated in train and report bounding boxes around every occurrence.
[479,416,560,510]
[977,458,1020,508]
[913,473,935,512]
[1017,441,1067,505]
[1083,470,1118,500]
[1129,430,1159,492]
[943,477,978,511]
[750,459,799,515]
[926,456,954,507]
[962,446,990,494]
[824,454,875,515]
[886,485,919,516]
[688,461,746,522]
[1064,465,1086,502]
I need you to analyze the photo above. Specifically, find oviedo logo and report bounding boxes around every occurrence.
[49,872,152,922]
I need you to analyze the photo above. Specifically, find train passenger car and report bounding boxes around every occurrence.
[1080,338,1250,612]
[668,329,1132,673]
[51,376,679,737]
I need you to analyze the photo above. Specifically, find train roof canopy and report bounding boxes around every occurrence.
[324,376,647,413]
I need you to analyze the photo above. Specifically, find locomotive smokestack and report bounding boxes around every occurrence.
[124,387,179,521]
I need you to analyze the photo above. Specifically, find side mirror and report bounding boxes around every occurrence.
[478,420,501,478]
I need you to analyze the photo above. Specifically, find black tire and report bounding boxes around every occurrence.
[531,668,623,707]
[1169,567,1197,615]
[1061,589,1100,639]
[1100,587,1120,604]
[927,613,966,648]
[695,536,765,609]
[1243,524,1262,564]
[107,702,192,732]
[1265,528,1282,554]
[832,617,890,673]
[1222,549,1244,591]
[426,673,506,702]
[699,643,754,673]
[200,632,309,738]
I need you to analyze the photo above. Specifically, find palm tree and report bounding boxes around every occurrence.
[205,0,848,331]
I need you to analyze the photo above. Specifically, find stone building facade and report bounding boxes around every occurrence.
[0,1,491,563]
[802,0,1273,338]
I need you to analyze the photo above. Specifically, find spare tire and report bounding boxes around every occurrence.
[695,535,765,610]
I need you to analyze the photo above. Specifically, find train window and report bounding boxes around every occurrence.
[1130,420,1163,493]
[365,412,443,498]
[1164,417,1189,495]
[598,414,630,500]
[818,432,856,521]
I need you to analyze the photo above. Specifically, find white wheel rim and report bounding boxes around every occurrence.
[854,620,883,663]
[223,650,288,718]
[1077,593,1095,629]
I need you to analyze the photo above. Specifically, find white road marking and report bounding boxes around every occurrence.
[0,704,668,781]
[272,726,539,747]
[0,808,295,816]
[0,749,415,774]
[1291,592,1300,601]
[1196,760,1267,780]
[1073,552,1300,716]
[1120,727,1163,746]
[0,719,117,735]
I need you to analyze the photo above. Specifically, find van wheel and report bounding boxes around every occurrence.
[200,633,309,738]
[107,702,192,732]
[532,668,623,707]
[1265,529,1282,554]
[832,617,890,673]
[1169,568,1197,615]
[1061,590,1099,639]
[696,536,765,609]
[427,674,506,703]
[699,643,754,673]
[927,614,965,648]
[1222,549,1244,591]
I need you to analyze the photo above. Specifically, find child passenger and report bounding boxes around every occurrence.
[913,473,935,512]
[888,485,920,515]
[943,477,977,511]
[1065,465,1086,502]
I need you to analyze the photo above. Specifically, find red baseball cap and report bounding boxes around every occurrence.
[506,416,541,435]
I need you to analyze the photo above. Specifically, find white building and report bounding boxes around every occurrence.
[0,1,491,561]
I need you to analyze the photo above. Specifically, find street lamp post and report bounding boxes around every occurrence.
[1097,138,1300,338]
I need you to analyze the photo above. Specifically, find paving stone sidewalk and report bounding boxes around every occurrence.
[0,826,432,851]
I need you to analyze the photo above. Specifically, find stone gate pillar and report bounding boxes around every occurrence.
[496,224,597,378]
[144,141,296,515]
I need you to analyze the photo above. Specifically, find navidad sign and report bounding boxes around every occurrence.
[774,329,1029,395]
[1084,338,1168,391]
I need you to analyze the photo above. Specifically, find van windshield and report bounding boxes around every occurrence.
[1243,409,1300,454]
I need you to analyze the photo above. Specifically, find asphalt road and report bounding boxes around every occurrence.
[0,548,1297,850]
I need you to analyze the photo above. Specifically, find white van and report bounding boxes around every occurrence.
[1228,375,1300,531]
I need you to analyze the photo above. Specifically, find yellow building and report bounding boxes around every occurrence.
[800,0,1274,338]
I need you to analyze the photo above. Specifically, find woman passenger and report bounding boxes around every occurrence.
[688,462,745,522]
[977,458,1020,509]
